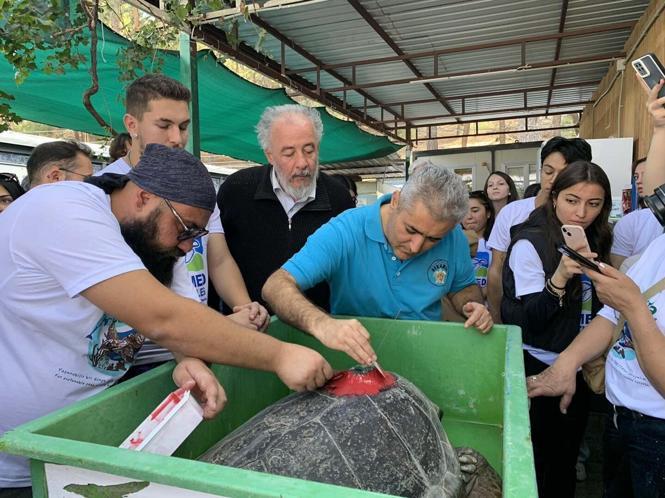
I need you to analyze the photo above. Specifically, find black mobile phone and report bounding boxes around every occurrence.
[557,244,601,273]
[631,53,665,99]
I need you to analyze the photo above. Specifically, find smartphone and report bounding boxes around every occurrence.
[561,224,591,252]
[631,53,665,99]
[557,244,601,273]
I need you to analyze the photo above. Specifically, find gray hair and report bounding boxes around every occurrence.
[256,104,324,151]
[399,159,469,223]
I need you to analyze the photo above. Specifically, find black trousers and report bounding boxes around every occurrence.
[0,488,31,498]
[524,351,591,498]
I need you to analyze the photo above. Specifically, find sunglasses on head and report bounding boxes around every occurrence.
[0,172,20,183]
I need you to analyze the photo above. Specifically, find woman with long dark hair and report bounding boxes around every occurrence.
[0,173,25,214]
[484,171,519,215]
[501,160,612,498]
[462,191,495,299]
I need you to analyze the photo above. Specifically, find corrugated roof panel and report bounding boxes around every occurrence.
[564,0,651,30]
[550,87,596,105]
[218,0,648,137]
[527,90,550,108]
[365,82,434,104]
[554,64,613,84]
[432,70,554,96]
[404,102,456,119]
[559,32,631,60]
[364,0,562,51]
[462,94,525,113]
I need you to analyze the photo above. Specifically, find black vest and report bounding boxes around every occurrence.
[216,165,354,314]
[501,210,602,353]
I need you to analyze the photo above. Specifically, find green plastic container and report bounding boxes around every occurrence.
[0,317,536,497]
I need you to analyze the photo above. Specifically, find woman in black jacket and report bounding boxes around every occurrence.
[501,160,612,498]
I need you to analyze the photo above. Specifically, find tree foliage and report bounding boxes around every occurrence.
[0,0,262,133]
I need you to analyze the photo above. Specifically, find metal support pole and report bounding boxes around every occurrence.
[179,31,200,157]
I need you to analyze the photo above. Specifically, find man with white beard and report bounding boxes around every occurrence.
[217,104,354,313]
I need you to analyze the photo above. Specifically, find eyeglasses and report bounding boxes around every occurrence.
[59,168,91,179]
[163,198,209,242]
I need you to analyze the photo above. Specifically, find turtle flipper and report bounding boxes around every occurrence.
[455,447,502,498]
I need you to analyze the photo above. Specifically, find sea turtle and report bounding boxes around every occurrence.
[200,366,501,498]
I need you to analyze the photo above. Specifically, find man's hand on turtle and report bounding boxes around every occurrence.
[315,316,377,365]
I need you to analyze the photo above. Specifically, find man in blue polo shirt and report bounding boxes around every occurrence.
[262,160,493,365]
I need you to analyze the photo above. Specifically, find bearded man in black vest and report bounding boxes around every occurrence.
[217,104,354,314]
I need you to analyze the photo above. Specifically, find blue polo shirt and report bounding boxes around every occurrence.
[282,194,476,320]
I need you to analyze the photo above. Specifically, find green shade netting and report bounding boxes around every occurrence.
[0,25,402,164]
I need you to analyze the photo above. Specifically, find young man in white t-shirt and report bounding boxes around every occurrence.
[486,136,592,322]
[610,158,663,269]
[0,145,332,495]
[97,75,268,373]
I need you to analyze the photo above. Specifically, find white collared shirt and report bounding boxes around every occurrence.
[270,166,316,220]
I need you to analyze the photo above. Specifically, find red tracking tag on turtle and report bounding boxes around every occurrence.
[325,366,396,396]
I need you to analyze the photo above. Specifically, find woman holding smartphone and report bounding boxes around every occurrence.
[501,161,612,498]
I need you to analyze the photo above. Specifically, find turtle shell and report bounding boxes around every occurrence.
[200,368,464,498]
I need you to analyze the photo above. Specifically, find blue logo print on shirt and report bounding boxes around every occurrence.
[428,259,448,286]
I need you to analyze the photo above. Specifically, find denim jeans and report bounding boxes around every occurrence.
[603,405,665,498]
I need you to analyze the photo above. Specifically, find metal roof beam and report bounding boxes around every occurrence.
[546,0,569,113]
[347,0,459,121]
[287,20,635,74]
[389,99,591,125]
[321,164,404,173]
[247,12,411,126]
[361,79,600,110]
[324,53,623,92]
[398,110,580,130]
[414,124,579,142]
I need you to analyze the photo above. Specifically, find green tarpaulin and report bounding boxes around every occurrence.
[0,25,401,164]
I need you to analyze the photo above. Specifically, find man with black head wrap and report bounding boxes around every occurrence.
[0,145,333,496]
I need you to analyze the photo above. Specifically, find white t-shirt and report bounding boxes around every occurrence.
[96,159,222,359]
[473,238,492,289]
[509,239,558,365]
[611,208,663,258]
[0,182,146,487]
[597,233,665,419]
[487,197,537,253]
[508,240,594,366]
